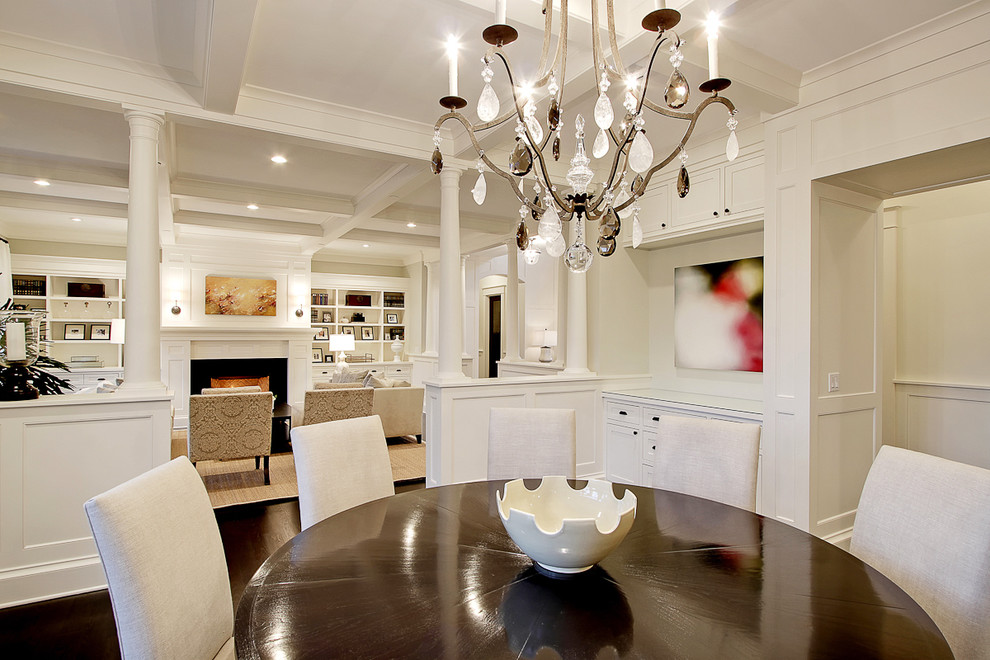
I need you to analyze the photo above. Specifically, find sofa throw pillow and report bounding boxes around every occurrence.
[363,373,395,388]
[332,369,369,384]
[392,379,411,387]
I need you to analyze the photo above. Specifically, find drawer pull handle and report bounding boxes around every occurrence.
[652,445,656,451]
[652,416,660,422]
[618,410,627,416]
[633,431,638,436]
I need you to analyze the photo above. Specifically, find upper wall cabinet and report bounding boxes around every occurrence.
[623,151,764,249]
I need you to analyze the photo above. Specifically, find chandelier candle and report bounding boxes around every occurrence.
[433,0,736,273]
[446,38,459,97]
[706,13,720,80]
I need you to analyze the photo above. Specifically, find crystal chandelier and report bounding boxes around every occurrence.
[431,0,738,273]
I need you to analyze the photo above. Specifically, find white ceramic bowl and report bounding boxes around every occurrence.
[497,476,637,574]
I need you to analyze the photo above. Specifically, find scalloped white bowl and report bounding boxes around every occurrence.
[497,476,637,574]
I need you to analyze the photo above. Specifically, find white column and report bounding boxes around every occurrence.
[438,166,468,380]
[120,109,166,391]
[424,261,438,356]
[461,255,471,359]
[562,220,592,375]
[504,238,520,361]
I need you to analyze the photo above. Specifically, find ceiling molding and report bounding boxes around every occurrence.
[202,0,260,114]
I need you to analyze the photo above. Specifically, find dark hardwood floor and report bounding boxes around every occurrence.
[0,482,424,658]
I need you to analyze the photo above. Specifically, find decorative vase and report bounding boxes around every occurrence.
[391,339,404,362]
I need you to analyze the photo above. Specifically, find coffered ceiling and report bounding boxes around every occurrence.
[0,0,975,265]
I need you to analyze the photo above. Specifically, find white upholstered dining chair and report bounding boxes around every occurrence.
[487,407,576,480]
[290,414,395,530]
[84,457,235,660]
[850,445,990,660]
[652,416,762,511]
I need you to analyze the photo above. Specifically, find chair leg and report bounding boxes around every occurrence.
[416,434,422,444]
[263,455,270,485]
[255,455,261,470]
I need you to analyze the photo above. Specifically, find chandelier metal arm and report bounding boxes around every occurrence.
[435,111,538,212]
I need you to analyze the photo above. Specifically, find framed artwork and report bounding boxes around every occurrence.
[324,354,335,363]
[361,326,375,340]
[89,324,111,340]
[312,347,324,363]
[674,257,764,372]
[341,326,354,335]
[205,275,277,316]
[322,311,333,323]
[64,323,85,340]
[313,326,329,340]
[385,313,398,324]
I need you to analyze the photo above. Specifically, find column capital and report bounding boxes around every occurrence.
[439,165,465,183]
[122,106,165,125]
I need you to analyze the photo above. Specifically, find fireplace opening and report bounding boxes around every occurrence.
[190,358,288,404]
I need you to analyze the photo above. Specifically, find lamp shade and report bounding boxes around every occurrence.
[327,334,355,352]
[110,318,125,344]
[542,330,558,347]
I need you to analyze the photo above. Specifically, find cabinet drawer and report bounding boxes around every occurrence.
[385,365,409,379]
[605,400,641,425]
[645,406,706,428]
[642,430,658,465]
[313,367,334,379]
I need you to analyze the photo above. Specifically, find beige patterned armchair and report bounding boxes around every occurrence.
[301,387,374,426]
[188,390,274,484]
[313,382,424,439]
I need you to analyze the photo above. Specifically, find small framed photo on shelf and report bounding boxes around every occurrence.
[322,311,333,323]
[324,354,335,363]
[385,313,398,324]
[89,324,111,340]
[313,326,329,340]
[312,347,324,363]
[341,326,354,335]
[361,326,375,340]
[64,324,86,340]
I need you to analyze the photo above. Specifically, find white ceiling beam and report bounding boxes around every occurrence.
[0,191,126,218]
[202,0,260,114]
[170,177,353,215]
[174,210,324,237]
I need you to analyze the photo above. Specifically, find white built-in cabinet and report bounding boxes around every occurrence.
[603,390,763,503]
[625,151,764,248]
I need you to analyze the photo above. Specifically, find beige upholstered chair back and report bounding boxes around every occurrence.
[290,415,395,530]
[314,382,364,390]
[488,407,576,480]
[850,446,990,660]
[652,416,761,511]
[84,457,235,660]
[199,385,262,395]
[301,388,374,426]
[188,391,273,462]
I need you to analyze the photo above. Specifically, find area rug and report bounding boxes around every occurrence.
[171,430,426,509]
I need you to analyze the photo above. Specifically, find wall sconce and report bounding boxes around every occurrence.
[295,304,305,318]
[170,300,181,315]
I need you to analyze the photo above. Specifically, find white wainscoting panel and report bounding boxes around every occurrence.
[896,382,990,469]
[0,392,173,608]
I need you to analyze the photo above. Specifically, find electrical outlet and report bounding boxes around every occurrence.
[828,372,840,393]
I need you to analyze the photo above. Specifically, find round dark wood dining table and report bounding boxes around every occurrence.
[235,481,952,659]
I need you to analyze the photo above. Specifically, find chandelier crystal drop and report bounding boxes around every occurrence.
[434,0,735,273]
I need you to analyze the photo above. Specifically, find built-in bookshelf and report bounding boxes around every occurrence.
[12,272,125,370]
[309,281,407,363]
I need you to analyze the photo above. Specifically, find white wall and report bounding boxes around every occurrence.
[887,180,990,469]
[646,231,764,398]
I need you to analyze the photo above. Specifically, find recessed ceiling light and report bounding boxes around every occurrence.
[71,217,82,222]
[247,203,259,210]
[362,244,371,248]
[270,155,287,164]
[34,179,51,187]
[406,223,417,228]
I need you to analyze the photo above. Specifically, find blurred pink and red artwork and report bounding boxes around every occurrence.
[674,257,763,372]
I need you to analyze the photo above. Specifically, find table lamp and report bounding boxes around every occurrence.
[327,334,355,372]
[539,329,558,363]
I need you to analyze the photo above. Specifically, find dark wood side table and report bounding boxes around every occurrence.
[270,402,293,454]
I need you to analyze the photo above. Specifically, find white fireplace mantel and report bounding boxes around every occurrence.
[161,326,314,428]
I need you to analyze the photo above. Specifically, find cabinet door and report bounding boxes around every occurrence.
[723,156,764,217]
[632,180,671,241]
[605,424,642,485]
[672,166,721,226]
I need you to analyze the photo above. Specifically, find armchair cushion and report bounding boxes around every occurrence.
[200,385,262,395]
